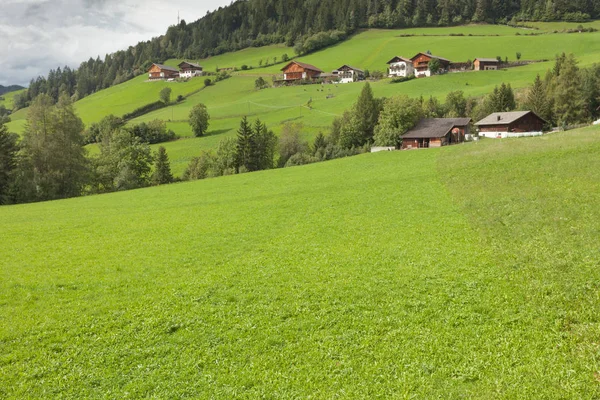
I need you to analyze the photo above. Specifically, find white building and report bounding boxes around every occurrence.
[386,56,414,78]
[178,61,203,78]
[333,65,365,83]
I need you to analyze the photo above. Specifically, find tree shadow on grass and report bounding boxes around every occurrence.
[205,128,231,137]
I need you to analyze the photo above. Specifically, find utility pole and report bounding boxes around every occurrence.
[177,11,180,25]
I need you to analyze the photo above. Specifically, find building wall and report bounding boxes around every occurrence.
[475,60,499,71]
[388,61,414,77]
[180,69,203,78]
[478,114,545,137]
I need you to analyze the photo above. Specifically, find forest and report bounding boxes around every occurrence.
[10,0,600,109]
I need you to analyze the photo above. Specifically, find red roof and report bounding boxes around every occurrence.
[410,52,451,63]
[281,61,323,73]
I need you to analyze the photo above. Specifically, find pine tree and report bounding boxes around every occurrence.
[152,146,173,185]
[353,82,380,145]
[235,116,255,172]
[526,74,551,122]
[552,54,586,125]
[0,120,18,204]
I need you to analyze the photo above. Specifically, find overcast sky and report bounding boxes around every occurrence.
[0,0,232,86]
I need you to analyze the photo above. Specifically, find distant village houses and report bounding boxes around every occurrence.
[475,111,545,138]
[178,61,203,78]
[147,62,204,81]
[473,58,500,71]
[387,56,415,78]
[281,61,323,82]
[401,118,471,149]
[333,65,365,83]
[148,64,180,80]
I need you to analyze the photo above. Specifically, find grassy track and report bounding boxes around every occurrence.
[1,126,599,397]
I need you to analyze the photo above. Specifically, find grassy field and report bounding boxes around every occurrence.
[1,126,599,398]
[6,23,600,176]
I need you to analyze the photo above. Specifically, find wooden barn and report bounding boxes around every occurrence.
[148,63,179,80]
[401,118,471,149]
[178,61,203,78]
[474,58,500,71]
[281,61,323,82]
[475,111,546,138]
[410,53,451,77]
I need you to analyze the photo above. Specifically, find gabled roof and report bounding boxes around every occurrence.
[475,111,544,126]
[151,63,179,72]
[335,64,364,73]
[386,56,412,64]
[474,58,500,63]
[402,118,471,139]
[179,61,203,69]
[281,61,323,73]
[410,52,451,63]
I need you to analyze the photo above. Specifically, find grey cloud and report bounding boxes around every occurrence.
[0,0,230,86]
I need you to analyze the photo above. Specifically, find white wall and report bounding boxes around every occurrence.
[479,131,543,139]
[388,62,414,77]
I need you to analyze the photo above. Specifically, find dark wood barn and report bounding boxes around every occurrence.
[402,118,471,149]
[475,111,546,138]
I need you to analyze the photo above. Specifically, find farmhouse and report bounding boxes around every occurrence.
[281,61,324,82]
[402,118,471,149]
[387,56,415,78]
[410,53,451,77]
[475,111,545,138]
[474,58,500,71]
[148,63,179,80]
[178,61,203,78]
[333,65,365,83]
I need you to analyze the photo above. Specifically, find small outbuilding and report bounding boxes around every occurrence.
[333,65,365,83]
[387,56,415,78]
[281,61,324,82]
[475,111,546,138]
[402,118,471,149]
[148,63,180,80]
[178,61,203,78]
[474,58,500,71]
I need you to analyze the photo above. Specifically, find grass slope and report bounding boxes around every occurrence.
[6,23,600,176]
[1,127,600,398]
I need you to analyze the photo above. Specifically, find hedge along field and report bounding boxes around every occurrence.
[1,127,600,398]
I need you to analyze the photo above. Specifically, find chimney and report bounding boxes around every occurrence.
[497,115,501,121]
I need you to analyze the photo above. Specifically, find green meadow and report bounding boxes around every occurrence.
[6,22,600,176]
[1,126,599,398]
[0,89,25,110]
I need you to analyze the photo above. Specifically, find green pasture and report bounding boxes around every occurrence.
[6,24,600,174]
[517,19,600,32]
[0,89,25,111]
[1,126,599,398]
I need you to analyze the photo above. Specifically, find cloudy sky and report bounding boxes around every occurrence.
[0,0,231,86]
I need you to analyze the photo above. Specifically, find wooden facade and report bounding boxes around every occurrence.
[474,58,499,71]
[281,61,323,81]
[148,64,179,80]
[401,118,471,149]
[178,61,203,78]
[476,111,546,138]
[410,53,451,77]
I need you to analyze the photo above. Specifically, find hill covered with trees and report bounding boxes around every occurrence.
[0,85,24,96]
[12,0,600,110]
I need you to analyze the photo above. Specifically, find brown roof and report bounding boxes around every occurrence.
[386,56,413,64]
[475,111,544,126]
[410,52,451,63]
[474,58,500,63]
[151,63,179,72]
[402,118,471,139]
[335,64,364,73]
[179,61,203,69]
[281,61,323,73]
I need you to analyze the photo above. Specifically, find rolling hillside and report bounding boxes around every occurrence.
[6,22,600,177]
[1,127,599,398]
